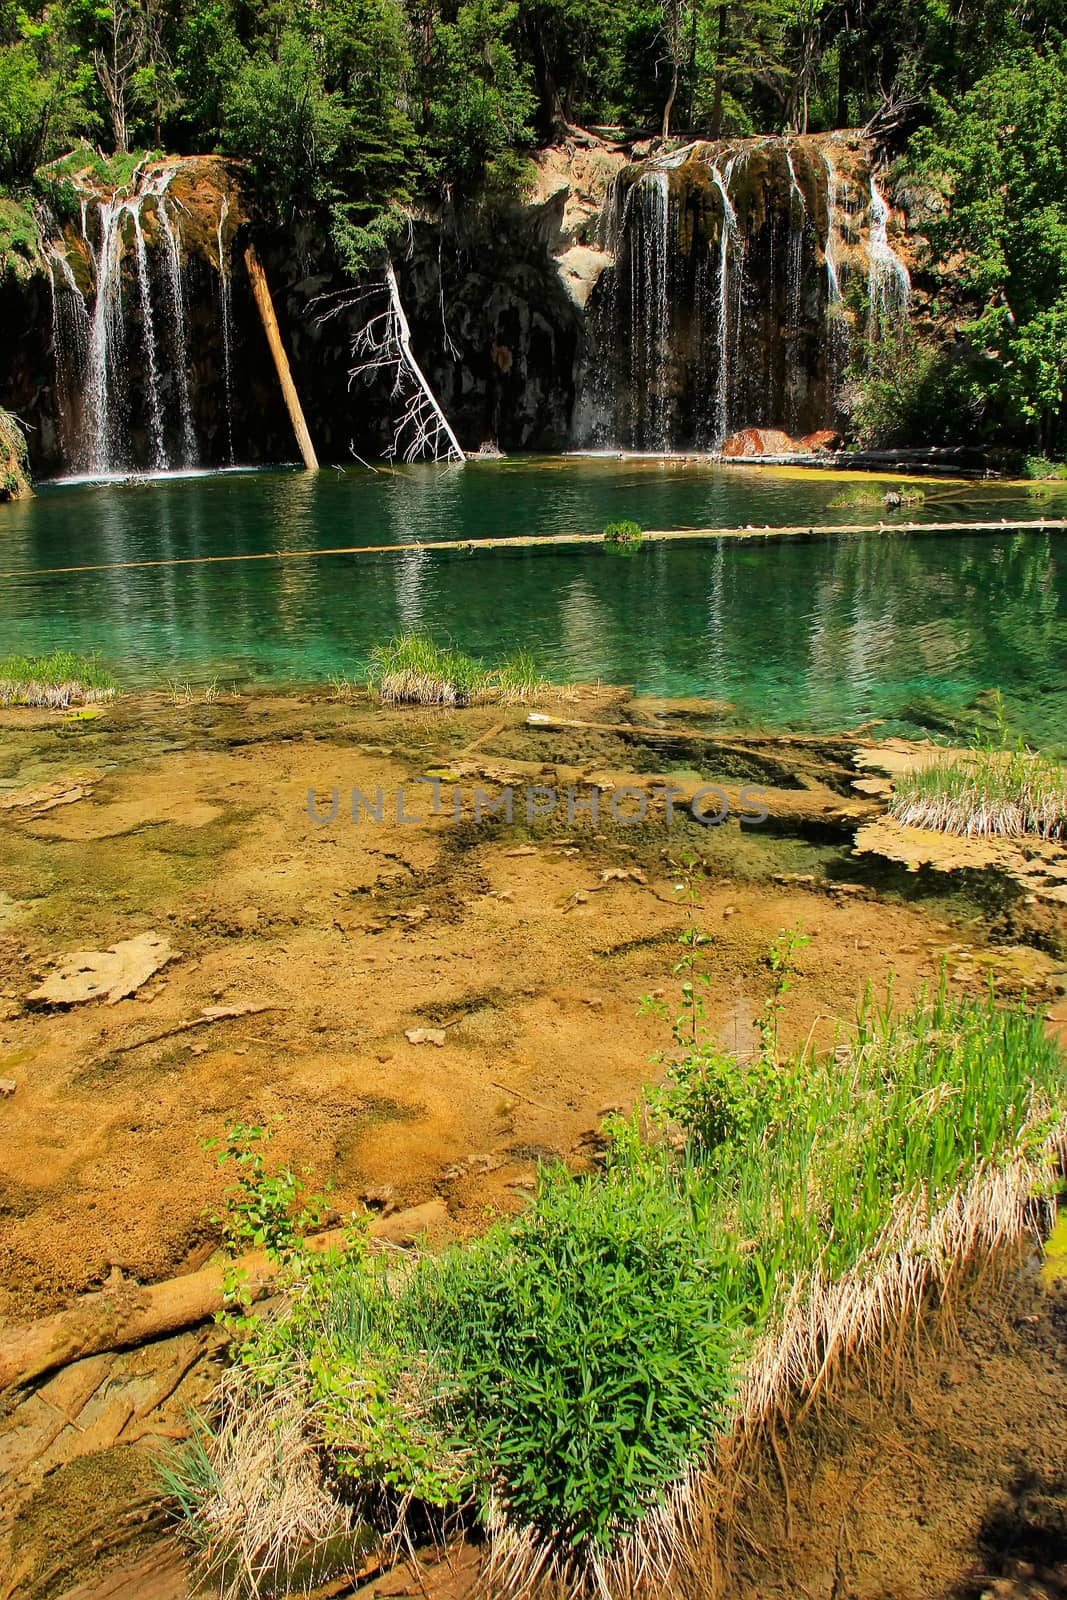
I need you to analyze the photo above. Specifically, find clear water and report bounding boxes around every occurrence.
[3,459,1066,743]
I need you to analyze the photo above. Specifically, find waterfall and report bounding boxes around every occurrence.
[83,194,127,472]
[130,205,167,469]
[821,147,850,401]
[784,147,807,434]
[68,162,230,474]
[217,195,235,466]
[867,176,911,349]
[157,194,198,465]
[43,242,90,461]
[574,134,910,453]
[631,169,672,451]
[710,163,737,446]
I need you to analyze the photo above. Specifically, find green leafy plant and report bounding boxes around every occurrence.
[602,519,643,547]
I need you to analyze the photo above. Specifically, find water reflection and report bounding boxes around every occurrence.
[0,465,1064,744]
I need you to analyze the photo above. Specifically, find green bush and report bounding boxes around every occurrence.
[1023,455,1067,481]
[410,1157,736,1550]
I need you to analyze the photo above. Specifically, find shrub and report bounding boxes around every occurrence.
[602,519,643,546]
[1023,454,1067,481]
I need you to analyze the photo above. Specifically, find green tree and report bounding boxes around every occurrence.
[909,42,1067,450]
[0,2,92,185]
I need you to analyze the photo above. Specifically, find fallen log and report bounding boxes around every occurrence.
[244,241,318,472]
[0,1227,352,1396]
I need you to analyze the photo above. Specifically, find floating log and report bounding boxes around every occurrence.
[243,242,318,472]
[5,520,1066,582]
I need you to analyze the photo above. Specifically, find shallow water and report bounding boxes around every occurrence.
[3,459,1066,742]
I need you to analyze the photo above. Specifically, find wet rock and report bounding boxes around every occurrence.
[722,427,797,458]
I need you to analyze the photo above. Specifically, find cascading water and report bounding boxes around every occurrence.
[130,203,168,469]
[821,146,850,400]
[575,134,912,453]
[710,163,738,445]
[783,147,807,433]
[45,161,238,474]
[157,194,197,466]
[43,239,90,462]
[217,195,236,466]
[867,176,911,349]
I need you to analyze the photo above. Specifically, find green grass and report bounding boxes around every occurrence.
[888,700,1067,840]
[1023,454,1067,481]
[366,635,547,706]
[827,482,925,510]
[0,409,30,498]
[166,925,1067,1596]
[0,650,117,708]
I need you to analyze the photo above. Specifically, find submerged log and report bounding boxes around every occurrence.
[243,242,319,471]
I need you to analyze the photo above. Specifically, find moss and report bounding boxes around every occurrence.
[0,410,31,500]
[0,194,41,282]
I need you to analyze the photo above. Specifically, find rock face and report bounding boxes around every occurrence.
[573,132,903,451]
[0,133,912,474]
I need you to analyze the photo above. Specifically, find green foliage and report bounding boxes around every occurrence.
[0,405,30,496]
[413,1156,737,1547]
[908,43,1067,452]
[1023,455,1067,481]
[602,518,643,545]
[206,1122,332,1264]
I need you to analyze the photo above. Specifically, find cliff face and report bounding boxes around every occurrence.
[0,133,912,476]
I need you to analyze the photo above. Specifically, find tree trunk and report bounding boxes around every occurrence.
[711,2,726,139]
[244,243,319,471]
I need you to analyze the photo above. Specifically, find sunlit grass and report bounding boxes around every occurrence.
[367,634,548,706]
[0,649,116,708]
[889,746,1067,840]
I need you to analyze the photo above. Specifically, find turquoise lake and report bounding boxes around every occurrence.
[2,459,1066,744]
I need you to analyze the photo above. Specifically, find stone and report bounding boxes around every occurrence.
[27,933,177,1007]
[721,427,797,458]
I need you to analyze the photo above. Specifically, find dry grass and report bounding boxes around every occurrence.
[158,1379,373,1599]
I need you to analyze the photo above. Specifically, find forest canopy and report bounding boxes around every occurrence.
[1,0,1065,446]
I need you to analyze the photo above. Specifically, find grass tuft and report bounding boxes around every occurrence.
[888,696,1067,840]
[0,649,116,708]
[367,635,548,707]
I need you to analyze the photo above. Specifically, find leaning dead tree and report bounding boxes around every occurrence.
[317,260,464,465]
